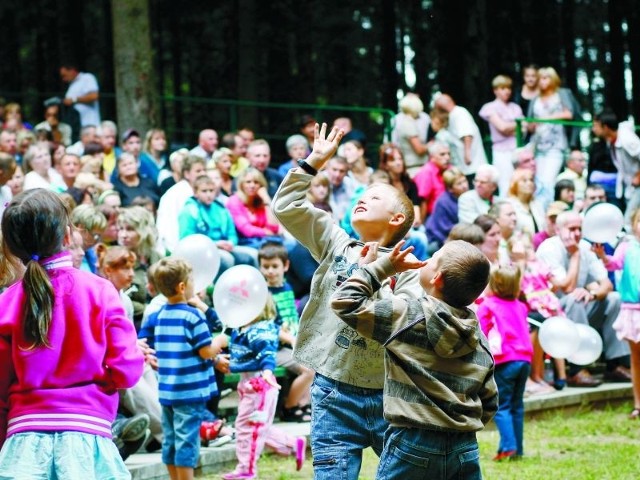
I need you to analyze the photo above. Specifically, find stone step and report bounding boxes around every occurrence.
[126,382,633,479]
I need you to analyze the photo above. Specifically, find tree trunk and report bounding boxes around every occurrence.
[607,0,627,119]
[110,0,159,132]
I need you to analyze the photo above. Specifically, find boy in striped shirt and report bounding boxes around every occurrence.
[138,257,220,480]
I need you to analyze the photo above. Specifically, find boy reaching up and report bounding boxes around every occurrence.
[331,240,498,479]
[272,123,422,478]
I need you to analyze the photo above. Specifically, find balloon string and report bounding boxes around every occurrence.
[527,317,543,328]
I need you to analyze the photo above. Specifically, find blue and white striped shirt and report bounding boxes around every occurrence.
[140,303,217,405]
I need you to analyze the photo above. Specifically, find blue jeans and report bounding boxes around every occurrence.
[310,374,387,479]
[376,427,481,480]
[161,402,206,468]
[493,361,530,455]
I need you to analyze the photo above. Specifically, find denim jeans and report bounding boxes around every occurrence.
[376,427,481,480]
[161,402,206,468]
[310,374,387,480]
[493,361,530,455]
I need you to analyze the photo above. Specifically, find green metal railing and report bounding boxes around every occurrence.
[514,117,594,147]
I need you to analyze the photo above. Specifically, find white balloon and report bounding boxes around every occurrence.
[567,324,604,366]
[213,265,269,328]
[173,234,220,293]
[538,316,580,359]
[582,202,624,245]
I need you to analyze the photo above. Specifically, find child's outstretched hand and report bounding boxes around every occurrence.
[359,242,379,266]
[306,123,344,171]
[262,369,281,390]
[388,240,429,273]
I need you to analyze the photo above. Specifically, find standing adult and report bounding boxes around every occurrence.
[527,66,579,208]
[34,99,73,147]
[513,64,540,119]
[434,93,487,183]
[391,93,429,176]
[479,75,524,197]
[592,111,640,224]
[60,62,100,129]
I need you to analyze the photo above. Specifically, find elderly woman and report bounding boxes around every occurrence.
[278,134,309,177]
[392,93,429,176]
[508,168,546,235]
[22,143,66,191]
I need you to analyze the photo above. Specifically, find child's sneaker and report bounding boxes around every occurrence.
[295,436,307,471]
[222,470,256,480]
[493,450,517,461]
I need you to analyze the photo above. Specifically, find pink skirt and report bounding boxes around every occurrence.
[613,305,640,343]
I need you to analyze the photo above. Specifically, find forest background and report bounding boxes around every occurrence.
[1,0,638,159]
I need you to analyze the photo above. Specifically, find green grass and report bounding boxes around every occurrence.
[202,402,640,479]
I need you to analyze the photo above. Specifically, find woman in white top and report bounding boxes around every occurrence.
[22,144,66,191]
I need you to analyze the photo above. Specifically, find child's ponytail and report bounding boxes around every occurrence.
[22,257,54,348]
[1,189,71,349]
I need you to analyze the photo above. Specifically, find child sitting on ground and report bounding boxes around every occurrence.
[258,242,314,422]
[213,295,306,480]
[477,264,533,461]
[137,257,220,480]
[331,240,497,479]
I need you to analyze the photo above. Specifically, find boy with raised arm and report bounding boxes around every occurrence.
[331,240,498,479]
[271,124,422,478]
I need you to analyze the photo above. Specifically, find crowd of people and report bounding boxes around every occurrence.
[0,62,639,479]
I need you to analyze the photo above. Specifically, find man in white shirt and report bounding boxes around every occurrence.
[457,164,499,223]
[189,129,219,162]
[60,62,100,128]
[434,93,487,180]
[155,155,207,254]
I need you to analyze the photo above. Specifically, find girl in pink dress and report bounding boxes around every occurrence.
[509,233,567,393]
[596,208,640,419]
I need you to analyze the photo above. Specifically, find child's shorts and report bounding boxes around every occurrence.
[0,431,130,479]
[161,402,206,468]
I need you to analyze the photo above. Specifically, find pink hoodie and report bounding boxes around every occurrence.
[0,252,144,447]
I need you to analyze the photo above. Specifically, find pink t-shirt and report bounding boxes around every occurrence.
[413,161,446,215]
[478,99,523,151]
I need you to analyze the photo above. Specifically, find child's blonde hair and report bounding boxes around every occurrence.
[306,174,331,203]
[488,264,522,300]
[153,257,193,297]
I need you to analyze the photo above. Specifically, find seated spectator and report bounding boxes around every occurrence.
[446,222,485,248]
[159,147,188,196]
[71,204,107,274]
[22,143,66,192]
[156,154,207,254]
[2,102,32,131]
[413,141,451,221]
[488,199,518,264]
[178,173,257,272]
[246,139,283,198]
[343,139,371,189]
[474,214,502,265]
[97,201,121,246]
[278,134,309,177]
[306,174,332,213]
[457,164,499,223]
[227,167,282,249]
[7,165,24,198]
[140,128,169,185]
[117,206,162,329]
[557,149,588,201]
[67,124,99,157]
[212,147,236,197]
[221,131,249,178]
[509,168,546,235]
[325,155,357,224]
[377,142,421,226]
[426,167,468,252]
[98,120,121,177]
[112,152,160,207]
[536,211,630,387]
[554,178,576,210]
[533,200,569,250]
